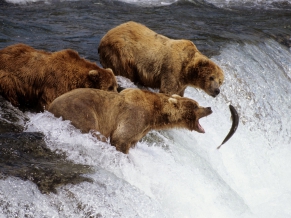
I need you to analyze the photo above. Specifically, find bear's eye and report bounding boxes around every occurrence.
[209,76,214,81]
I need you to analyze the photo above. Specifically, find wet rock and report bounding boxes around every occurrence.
[0,132,93,194]
[0,96,26,133]
[274,33,291,48]
[268,31,291,49]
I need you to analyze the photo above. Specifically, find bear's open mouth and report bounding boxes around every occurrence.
[196,121,205,133]
[195,107,212,133]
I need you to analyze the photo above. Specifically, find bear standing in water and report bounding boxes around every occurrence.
[48,88,212,154]
[98,21,224,97]
[0,43,118,111]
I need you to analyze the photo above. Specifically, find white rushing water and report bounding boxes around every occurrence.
[1,39,291,217]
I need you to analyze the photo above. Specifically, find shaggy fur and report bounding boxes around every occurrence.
[48,88,212,154]
[0,43,118,111]
[98,21,224,97]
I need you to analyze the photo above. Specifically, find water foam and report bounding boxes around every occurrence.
[1,39,291,217]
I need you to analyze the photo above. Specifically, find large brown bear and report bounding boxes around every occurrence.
[98,21,224,97]
[48,88,212,154]
[0,43,118,111]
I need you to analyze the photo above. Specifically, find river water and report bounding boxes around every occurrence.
[0,0,291,217]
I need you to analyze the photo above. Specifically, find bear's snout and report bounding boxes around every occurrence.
[210,88,220,97]
[205,107,212,115]
[206,107,211,110]
[214,88,220,96]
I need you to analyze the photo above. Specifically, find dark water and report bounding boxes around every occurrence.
[1,0,290,59]
[0,0,291,217]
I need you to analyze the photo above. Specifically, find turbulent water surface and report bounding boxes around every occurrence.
[0,0,291,217]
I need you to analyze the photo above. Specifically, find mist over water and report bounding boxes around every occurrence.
[1,0,291,217]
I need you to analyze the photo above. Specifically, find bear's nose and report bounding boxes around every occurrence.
[214,88,220,95]
[206,107,213,113]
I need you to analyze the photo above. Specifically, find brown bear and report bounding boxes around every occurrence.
[48,88,213,154]
[98,21,224,97]
[0,43,118,111]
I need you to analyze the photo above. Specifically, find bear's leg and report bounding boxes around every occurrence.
[178,89,185,97]
[110,117,148,153]
[110,129,135,154]
[110,139,130,154]
[111,130,145,154]
[40,88,59,111]
[0,71,22,107]
[160,74,183,96]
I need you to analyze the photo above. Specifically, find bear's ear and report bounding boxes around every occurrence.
[88,70,99,80]
[196,58,209,68]
[168,97,178,104]
[106,68,113,73]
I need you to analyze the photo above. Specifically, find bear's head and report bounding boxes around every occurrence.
[168,94,212,133]
[187,56,224,97]
[88,68,118,92]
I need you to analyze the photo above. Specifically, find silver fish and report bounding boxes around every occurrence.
[217,104,239,149]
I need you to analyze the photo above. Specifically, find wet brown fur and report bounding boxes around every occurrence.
[98,21,224,97]
[0,43,118,111]
[48,88,212,154]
